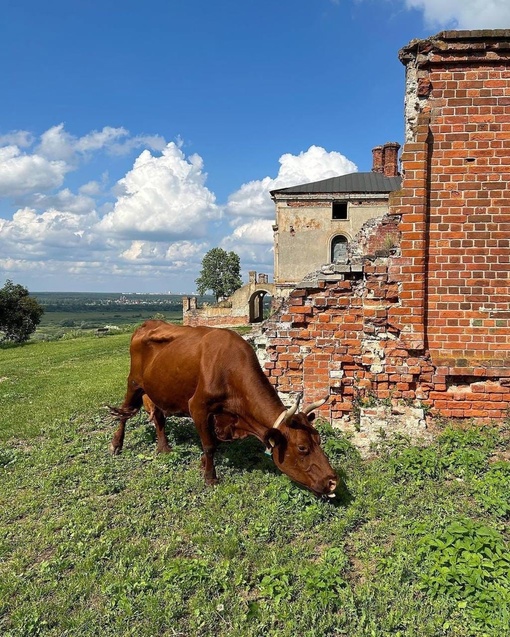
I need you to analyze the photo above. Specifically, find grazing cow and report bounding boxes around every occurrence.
[110,321,337,498]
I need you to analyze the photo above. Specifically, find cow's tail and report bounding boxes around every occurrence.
[108,405,140,420]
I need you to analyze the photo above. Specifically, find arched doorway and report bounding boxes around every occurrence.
[249,290,272,323]
[331,235,348,263]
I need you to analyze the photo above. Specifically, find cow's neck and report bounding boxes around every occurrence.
[228,383,286,444]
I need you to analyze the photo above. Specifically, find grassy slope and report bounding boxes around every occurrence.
[0,336,509,636]
[0,334,131,440]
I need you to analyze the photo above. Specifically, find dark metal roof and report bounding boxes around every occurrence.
[270,172,401,195]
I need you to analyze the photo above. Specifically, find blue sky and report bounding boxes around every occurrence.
[1,0,509,293]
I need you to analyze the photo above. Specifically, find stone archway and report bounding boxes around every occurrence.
[249,289,272,323]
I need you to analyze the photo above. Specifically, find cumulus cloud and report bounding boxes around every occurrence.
[226,219,274,246]
[225,145,357,221]
[28,189,97,216]
[0,125,225,291]
[121,239,205,269]
[99,142,219,240]
[220,219,275,273]
[0,123,359,290]
[0,145,68,197]
[0,207,100,259]
[34,123,166,168]
[0,130,34,148]
[403,0,510,29]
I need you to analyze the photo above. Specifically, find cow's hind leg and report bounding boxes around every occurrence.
[189,400,218,486]
[143,396,171,454]
[109,382,144,455]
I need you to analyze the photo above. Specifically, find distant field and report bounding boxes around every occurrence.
[32,291,214,340]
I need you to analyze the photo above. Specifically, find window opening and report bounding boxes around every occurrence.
[332,201,348,220]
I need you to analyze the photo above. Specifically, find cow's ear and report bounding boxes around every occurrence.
[307,413,316,423]
[264,428,284,449]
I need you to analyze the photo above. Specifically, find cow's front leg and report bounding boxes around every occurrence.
[189,401,218,485]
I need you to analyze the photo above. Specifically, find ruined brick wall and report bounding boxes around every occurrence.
[394,30,510,371]
[183,311,249,328]
[259,255,510,429]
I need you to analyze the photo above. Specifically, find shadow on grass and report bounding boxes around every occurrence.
[128,415,354,505]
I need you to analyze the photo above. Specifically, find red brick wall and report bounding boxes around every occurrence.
[261,259,510,421]
[394,31,510,371]
[183,311,249,328]
[260,32,510,425]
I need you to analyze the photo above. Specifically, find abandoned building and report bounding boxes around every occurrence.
[183,142,402,327]
[256,29,510,444]
[270,142,401,296]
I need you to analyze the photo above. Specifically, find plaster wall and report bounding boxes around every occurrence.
[274,198,390,285]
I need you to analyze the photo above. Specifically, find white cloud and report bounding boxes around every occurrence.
[226,219,274,246]
[404,0,510,28]
[225,145,357,221]
[37,124,78,163]
[221,219,275,273]
[74,126,129,153]
[1,207,99,252]
[0,124,359,291]
[120,239,205,269]
[79,180,103,196]
[99,142,219,240]
[0,130,34,148]
[0,145,68,197]
[28,189,96,215]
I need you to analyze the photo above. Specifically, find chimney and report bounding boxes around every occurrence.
[382,141,400,177]
[372,145,383,173]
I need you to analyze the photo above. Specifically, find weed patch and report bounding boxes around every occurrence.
[414,518,510,632]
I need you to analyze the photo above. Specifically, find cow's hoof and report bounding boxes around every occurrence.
[156,445,172,454]
[205,477,219,486]
[109,443,122,455]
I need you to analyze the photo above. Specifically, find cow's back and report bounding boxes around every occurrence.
[128,321,252,415]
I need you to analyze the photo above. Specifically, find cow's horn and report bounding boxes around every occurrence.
[285,392,302,419]
[273,392,302,429]
[302,396,329,415]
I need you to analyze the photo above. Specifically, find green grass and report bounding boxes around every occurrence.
[0,333,131,440]
[1,336,509,636]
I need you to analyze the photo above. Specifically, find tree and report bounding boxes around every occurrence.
[195,248,243,302]
[0,280,44,343]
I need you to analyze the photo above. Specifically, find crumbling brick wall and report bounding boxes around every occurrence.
[257,31,510,437]
[393,30,510,370]
[259,250,510,427]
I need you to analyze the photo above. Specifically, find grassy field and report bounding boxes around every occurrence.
[1,334,510,636]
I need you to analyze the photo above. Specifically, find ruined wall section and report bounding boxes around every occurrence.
[396,30,510,371]
[182,272,275,328]
[258,213,510,432]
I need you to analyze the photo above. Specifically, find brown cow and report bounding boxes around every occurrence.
[110,320,337,498]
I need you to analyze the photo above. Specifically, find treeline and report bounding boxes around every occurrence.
[40,301,183,313]
[34,292,186,314]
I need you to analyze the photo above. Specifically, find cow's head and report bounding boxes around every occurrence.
[265,396,338,498]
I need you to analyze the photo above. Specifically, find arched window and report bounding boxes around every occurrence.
[331,235,348,263]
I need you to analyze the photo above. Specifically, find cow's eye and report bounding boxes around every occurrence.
[298,445,309,454]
